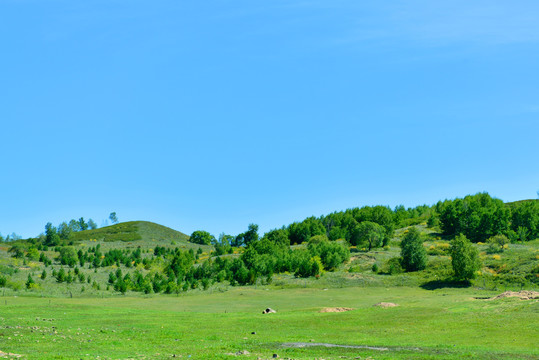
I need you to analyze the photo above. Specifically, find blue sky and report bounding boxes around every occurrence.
[1,1,538,239]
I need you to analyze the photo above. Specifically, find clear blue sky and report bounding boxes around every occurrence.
[1,1,538,239]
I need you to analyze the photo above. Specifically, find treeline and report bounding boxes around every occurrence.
[434,193,539,242]
[191,193,537,251]
[190,205,432,252]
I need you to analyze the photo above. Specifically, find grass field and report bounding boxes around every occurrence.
[1,286,537,359]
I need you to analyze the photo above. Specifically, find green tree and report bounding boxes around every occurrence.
[189,230,215,245]
[56,268,66,283]
[68,219,80,232]
[57,222,72,240]
[58,247,78,267]
[109,212,119,224]
[262,228,289,248]
[25,274,35,289]
[350,221,385,250]
[8,243,25,258]
[450,234,481,281]
[41,270,47,280]
[400,228,427,272]
[243,224,259,246]
[26,248,39,261]
[44,223,60,246]
[78,217,88,231]
[87,219,98,230]
[511,201,538,240]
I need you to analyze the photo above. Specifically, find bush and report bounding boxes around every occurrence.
[386,257,403,275]
[487,234,509,254]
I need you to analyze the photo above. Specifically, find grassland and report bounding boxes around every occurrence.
[1,219,537,359]
[0,286,537,359]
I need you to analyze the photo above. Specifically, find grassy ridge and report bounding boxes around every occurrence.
[69,221,189,243]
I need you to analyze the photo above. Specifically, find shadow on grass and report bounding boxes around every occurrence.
[420,279,472,290]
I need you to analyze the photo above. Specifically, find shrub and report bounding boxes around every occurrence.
[487,234,509,253]
[386,257,403,275]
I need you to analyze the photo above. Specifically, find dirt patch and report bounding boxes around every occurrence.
[282,342,389,351]
[0,350,22,358]
[319,307,354,313]
[373,302,399,308]
[489,291,539,300]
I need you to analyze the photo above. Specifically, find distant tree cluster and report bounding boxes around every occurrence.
[436,193,539,242]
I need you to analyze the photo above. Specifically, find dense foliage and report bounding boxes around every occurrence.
[450,234,482,281]
[437,193,539,242]
[400,228,427,272]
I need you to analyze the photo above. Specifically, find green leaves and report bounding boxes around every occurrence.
[450,234,481,281]
[400,227,427,272]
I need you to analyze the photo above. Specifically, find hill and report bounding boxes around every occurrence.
[69,221,190,243]
[505,198,539,207]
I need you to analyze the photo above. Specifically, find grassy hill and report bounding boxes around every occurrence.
[69,221,190,243]
[505,198,539,207]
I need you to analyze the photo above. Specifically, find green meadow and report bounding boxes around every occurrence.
[1,286,537,359]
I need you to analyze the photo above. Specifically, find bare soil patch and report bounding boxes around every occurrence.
[489,290,539,300]
[373,302,399,308]
[319,307,354,313]
[281,342,389,351]
[0,350,22,358]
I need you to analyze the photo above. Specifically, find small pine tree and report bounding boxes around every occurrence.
[56,268,66,283]
[26,274,35,289]
[41,270,47,280]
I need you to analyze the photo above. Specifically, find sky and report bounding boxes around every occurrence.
[1,0,538,239]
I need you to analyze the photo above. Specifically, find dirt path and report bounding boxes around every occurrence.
[281,342,423,352]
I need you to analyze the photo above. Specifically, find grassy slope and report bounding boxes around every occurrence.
[0,287,537,359]
[505,199,539,207]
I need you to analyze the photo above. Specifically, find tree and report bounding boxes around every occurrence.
[87,219,98,230]
[8,243,25,258]
[234,224,260,247]
[243,224,259,246]
[400,227,427,272]
[189,230,215,245]
[109,212,119,224]
[26,274,35,289]
[68,219,81,232]
[26,248,40,261]
[44,223,60,246]
[58,247,78,267]
[78,217,88,231]
[262,228,290,248]
[349,221,385,250]
[450,234,481,281]
[57,222,72,240]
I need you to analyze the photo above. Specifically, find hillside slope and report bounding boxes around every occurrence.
[69,221,190,243]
